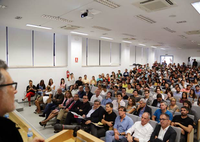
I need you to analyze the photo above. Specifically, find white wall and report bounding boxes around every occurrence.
[8,67,67,101]
[155,49,200,64]
[0,26,6,61]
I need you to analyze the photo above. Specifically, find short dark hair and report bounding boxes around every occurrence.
[157,94,162,98]
[144,90,150,93]
[114,85,118,89]
[94,99,101,104]
[118,106,126,112]
[160,113,170,119]
[106,102,113,108]
[117,93,122,97]
[181,106,189,112]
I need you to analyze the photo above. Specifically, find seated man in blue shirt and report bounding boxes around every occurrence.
[101,92,112,106]
[152,101,173,123]
[105,106,134,142]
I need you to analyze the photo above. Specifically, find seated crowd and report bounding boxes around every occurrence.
[24,61,200,142]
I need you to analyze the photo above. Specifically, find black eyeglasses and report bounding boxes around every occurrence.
[0,82,17,90]
[159,118,169,121]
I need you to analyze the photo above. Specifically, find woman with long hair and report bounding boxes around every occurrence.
[36,80,46,98]
[48,78,55,91]
[179,92,188,103]
[126,97,136,114]
[60,78,66,92]
[167,97,179,113]
[189,89,197,99]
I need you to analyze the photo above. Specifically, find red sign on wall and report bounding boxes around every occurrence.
[75,57,78,63]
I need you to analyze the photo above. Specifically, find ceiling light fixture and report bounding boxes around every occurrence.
[191,1,200,14]
[161,48,165,50]
[94,0,120,9]
[71,31,88,36]
[122,41,132,43]
[101,37,113,40]
[151,46,157,48]
[138,43,146,46]
[26,24,52,30]
[42,14,73,23]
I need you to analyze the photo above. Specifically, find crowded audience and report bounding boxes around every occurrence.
[23,61,200,142]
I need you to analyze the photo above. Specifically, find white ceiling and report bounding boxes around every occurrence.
[0,0,200,49]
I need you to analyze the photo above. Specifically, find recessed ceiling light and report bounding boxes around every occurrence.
[191,2,200,14]
[0,5,7,9]
[122,41,132,43]
[161,48,165,50]
[138,43,146,46]
[151,46,157,48]
[71,31,88,36]
[26,24,52,30]
[101,37,113,40]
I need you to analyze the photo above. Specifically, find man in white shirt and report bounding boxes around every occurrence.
[112,93,125,110]
[150,113,177,142]
[90,89,103,103]
[124,112,153,142]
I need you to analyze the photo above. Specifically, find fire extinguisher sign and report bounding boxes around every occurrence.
[75,57,78,63]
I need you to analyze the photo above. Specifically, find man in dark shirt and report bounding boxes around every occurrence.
[192,59,198,68]
[134,98,152,118]
[65,95,91,125]
[82,99,105,133]
[123,69,129,78]
[39,88,64,119]
[171,106,193,142]
[91,102,117,138]
[136,84,143,95]
[76,76,83,87]
[85,86,93,101]
[0,59,44,142]
[78,86,86,98]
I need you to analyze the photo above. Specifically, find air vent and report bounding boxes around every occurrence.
[163,27,176,33]
[92,26,111,31]
[61,25,82,30]
[94,0,120,9]
[136,15,156,24]
[179,35,187,39]
[133,0,177,12]
[42,14,72,23]
[122,38,136,41]
[185,30,200,35]
[122,33,135,37]
[177,21,187,24]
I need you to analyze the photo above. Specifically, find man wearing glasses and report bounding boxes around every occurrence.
[0,60,44,142]
[150,113,177,142]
